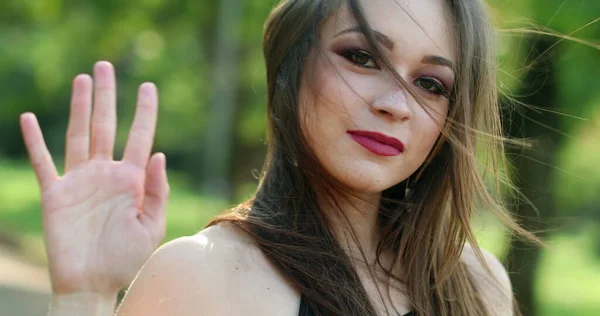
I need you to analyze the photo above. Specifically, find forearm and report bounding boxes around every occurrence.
[48,292,118,316]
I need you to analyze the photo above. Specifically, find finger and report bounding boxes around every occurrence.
[65,74,93,172]
[20,113,59,190]
[140,153,169,241]
[90,61,117,160]
[122,83,158,168]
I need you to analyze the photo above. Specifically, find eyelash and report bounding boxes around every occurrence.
[339,48,451,98]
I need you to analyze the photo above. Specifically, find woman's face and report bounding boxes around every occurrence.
[300,0,456,194]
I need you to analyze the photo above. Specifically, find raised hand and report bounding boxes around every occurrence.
[20,61,169,296]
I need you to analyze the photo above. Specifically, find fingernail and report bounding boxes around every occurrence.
[20,112,32,121]
[141,82,156,91]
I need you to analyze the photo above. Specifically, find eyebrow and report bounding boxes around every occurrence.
[421,55,454,69]
[334,26,455,71]
[334,26,395,50]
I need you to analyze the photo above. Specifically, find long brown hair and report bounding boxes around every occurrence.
[208,0,536,315]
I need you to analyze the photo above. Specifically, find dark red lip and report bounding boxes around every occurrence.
[347,130,405,156]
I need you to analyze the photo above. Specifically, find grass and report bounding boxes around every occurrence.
[0,159,599,315]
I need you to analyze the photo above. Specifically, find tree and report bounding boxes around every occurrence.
[200,0,245,199]
[503,36,560,316]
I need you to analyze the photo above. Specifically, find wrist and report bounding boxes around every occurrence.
[48,291,118,316]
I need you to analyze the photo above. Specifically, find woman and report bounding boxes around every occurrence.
[20,0,534,315]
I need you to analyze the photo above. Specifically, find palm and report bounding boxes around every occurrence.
[20,62,169,295]
[43,161,156,293]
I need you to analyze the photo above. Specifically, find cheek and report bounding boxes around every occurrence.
[308,53,376,118]
[411,104,448,152]
[300,69,356,143]
[298,72,362,174]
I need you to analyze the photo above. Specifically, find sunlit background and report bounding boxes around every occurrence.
[0,0,598,315]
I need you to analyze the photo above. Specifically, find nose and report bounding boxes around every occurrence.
[370,84,412,122]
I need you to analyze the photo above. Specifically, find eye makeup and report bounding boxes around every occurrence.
[333,42,454,98]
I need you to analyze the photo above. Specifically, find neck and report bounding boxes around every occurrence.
[318,190,383,266]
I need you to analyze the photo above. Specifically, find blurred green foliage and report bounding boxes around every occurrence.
[0,0,598,315]
[487,0,600,220]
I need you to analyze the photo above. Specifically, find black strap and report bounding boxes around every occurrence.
[298,294,313,315]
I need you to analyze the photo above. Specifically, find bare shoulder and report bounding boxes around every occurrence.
[116,223,299,316]
[461,244,513,316]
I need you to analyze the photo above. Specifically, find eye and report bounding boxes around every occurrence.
[340,49,380,69]
[414,77,449,97]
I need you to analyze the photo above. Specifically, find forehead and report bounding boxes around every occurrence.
[321,0,457,63]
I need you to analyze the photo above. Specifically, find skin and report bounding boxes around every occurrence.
[21,0,512,315]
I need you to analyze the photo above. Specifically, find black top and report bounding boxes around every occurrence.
[298,294,414,316]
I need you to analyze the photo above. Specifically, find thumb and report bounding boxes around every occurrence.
[140,152,169,236]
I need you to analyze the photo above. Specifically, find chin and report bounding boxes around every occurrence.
[328,158,403,194]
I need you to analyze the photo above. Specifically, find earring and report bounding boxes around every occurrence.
[404,176,412,198]
[404,176,413,213]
